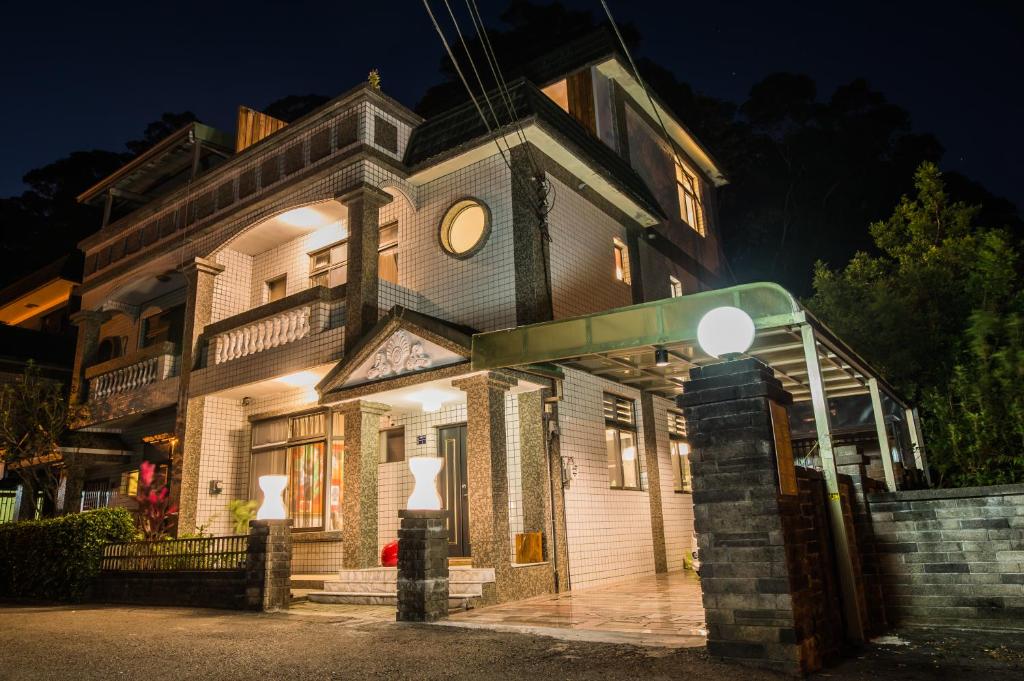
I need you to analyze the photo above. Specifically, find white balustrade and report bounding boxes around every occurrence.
[213,305,311,365]
[89,354,175,400]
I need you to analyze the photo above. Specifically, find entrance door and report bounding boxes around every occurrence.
[438,424,470,557]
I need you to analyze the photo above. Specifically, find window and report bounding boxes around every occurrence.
[250,411,340,531]
[440,199,490,257]
[266,275,287,303]
[381,426,405,463]
[141,304,185,348]
[612,238,631,284]
[378,222,399,284]
[96,336,124,363]
[604,393,641,490]
[668,411,692,493]
[675,159,705,236]
[309,242,348,288]
[669,276,683,298]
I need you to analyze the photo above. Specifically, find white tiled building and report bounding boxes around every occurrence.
[68,32,727,601]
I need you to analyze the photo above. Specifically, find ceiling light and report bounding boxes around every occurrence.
[406,387,454,412]
[277,370,320,388]
[697,306,755,359]
[655,347,669,367]
[277,206,325,228]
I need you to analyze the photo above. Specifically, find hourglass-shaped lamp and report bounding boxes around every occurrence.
[407,457,443,510]
[257,475,288,520]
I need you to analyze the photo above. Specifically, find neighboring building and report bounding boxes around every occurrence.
[0,253,81,521]
[66,32,731,598]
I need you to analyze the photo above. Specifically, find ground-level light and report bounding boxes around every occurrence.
[257,475,288,520]
[696,306,755,358]
[407,456,443,510]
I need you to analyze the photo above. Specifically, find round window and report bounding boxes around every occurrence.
[440,198,490,258]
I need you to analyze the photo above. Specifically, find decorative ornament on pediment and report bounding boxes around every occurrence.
[366,331,432,380]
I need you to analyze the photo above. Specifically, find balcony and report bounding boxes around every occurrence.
[82,341,180,425]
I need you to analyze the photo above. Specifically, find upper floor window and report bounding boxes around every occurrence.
[604,393,641,490]
[668,410,692,493]
[440,199,490,258]
[613,237,631,284]
[669,276,683,298]
[141,304,185,349]
[378,222,399,284]
[309,223,401,289]
[675,159,705,236]
[266,275,287,303]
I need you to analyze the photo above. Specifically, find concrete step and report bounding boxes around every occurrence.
[334,567,496,584]
[306,590,475,610]
[323,579,484,597]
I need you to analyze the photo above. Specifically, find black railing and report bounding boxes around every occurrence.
[101,535,248,572]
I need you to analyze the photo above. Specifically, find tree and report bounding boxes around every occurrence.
[808,162,1023,485]
[0,363,76,518]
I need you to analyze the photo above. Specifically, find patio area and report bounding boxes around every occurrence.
[440,570,706,648]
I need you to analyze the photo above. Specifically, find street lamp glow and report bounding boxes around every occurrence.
[407,457,443,510]
[697,306,755,358]
[256,475,288,520]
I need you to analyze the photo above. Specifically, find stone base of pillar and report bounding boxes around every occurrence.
[246,519,293,611]
[396,510,449,622]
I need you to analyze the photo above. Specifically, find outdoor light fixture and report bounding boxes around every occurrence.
[277,206,325,228]
[407,456,443,510]
[257,475,288,520]
[697,306,755,358]
[655,347,670,367]
[406,387,453,413]
[277,370,320,388]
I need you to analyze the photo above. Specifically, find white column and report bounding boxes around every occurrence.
[868,378,897,492]
[801,323,865,643]
[906,407,932,486]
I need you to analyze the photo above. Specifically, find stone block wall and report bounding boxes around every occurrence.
[867,484,1024,630]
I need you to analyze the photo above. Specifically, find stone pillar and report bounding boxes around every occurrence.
[639,393,668,573]
[339,400,390,568]
[517,390,548,535]
[246,519,293,611]
[338,184,393,353]
[171,257,224,534]
[396,509,449,622]
[453,372,516,599]
[510,145,553,326]
[69,309,112,402]
[678,357,813,674]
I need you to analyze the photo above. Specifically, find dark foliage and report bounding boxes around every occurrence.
[0,507,136,601]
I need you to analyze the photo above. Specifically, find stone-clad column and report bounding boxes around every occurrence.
[453,372,517,599]
[510,145,553,326]
[517,389,548,535]
[339,400,390,568]
[639,393,668,573]
[678,357,812,674]
[172,257,224,534]
[338,184,393,353]
[397,509,449,622]
[69,309,112,403]
[246,519,293,611]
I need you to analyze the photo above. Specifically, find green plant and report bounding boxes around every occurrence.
[228,499,258,535]
[0,507,136,601]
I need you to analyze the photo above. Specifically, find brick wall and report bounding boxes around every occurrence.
[868,484,1024,630]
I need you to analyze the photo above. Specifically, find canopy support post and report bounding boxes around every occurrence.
[868,378,897,492]
[801,324,865,643]
[907,407,931,486]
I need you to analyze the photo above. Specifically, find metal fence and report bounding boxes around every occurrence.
[101,535,249,572]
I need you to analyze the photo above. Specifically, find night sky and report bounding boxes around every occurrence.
[2,1,1021,211]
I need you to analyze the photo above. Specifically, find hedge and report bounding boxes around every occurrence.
[0,507,136,601]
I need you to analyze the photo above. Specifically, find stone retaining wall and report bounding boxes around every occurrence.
[867,484,1024,630]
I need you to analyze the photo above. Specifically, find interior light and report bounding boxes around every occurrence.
[622,444,636,462]
[697,306,755,358]
[277,370,321,388]
[256,475,288,520]
[407,457,443,510]
[655,347,670,367]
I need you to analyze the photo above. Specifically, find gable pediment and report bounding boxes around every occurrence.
[342,330,465,388]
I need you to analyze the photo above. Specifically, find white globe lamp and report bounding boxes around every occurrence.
[697,306,755,358]
[407,456,444,511]
[256,475,288,520]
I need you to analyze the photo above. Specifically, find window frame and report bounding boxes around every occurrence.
[667,410,692,493]
[674,158,706,237]
[612,238,631,285]
[439,198,491,259]
[669,275,683,298]
[380,426,406,464]
[603,393,642,491]
[308,240,348,289]
[266,275,287,303]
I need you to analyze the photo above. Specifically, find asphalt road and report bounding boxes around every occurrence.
[0,604,1022,680]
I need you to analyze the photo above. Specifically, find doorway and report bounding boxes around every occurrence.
[438,424,470,557]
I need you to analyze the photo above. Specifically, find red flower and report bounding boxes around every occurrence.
[140,461,155,486]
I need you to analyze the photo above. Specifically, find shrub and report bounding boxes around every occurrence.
[0,507,136,601]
